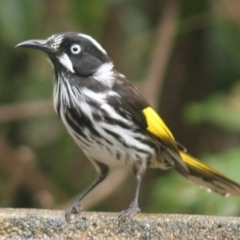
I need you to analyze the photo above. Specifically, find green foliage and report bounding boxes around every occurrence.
[184,83,240,133]
[0,0,43,42]
[71,0,110,37]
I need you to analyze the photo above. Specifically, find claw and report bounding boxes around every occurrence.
[65,202,83,220]
[118,204,140,224]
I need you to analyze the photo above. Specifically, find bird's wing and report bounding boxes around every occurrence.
[142,106,240,196]
[140,106,240,196]
[141,106,188,173]
[110,77,188,174]
[111,74,240,196]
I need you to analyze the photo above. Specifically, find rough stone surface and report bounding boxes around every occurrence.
[0,208,239,239]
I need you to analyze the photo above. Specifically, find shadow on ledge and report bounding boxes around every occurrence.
[0,208,239,239]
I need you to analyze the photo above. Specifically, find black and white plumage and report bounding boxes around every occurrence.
[16,32,240,222]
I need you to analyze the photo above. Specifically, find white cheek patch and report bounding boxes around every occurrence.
[58,53,75,73]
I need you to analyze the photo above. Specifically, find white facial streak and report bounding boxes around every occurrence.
[78,34,107,55]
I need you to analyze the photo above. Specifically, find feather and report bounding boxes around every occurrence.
[142,107,189,174]
[180,152,240,196]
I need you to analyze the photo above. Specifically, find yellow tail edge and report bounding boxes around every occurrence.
[179,151,240,197]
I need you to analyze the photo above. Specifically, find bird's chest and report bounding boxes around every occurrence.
[53,81,157,169]
[55,101,127,168]
[58,102,156,169]
[61,107,137,168]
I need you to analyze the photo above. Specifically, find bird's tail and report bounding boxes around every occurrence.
[178,151,240,196]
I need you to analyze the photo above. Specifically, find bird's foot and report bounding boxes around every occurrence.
[118,201,140,225]
[65,201,83,221]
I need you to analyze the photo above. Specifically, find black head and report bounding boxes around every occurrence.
[16,32,109,76]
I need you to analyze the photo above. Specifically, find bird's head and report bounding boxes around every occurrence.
[16,32,110,77]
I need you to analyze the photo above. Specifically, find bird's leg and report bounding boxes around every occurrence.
[65,161,109,220]
[118,166,144,223]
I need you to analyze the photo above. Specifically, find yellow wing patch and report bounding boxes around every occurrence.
[143,107,189,173]
[142,107,175,141]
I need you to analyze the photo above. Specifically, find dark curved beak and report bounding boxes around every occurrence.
[15,39,56,54]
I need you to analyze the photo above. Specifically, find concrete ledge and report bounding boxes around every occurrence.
[0,208,239,239]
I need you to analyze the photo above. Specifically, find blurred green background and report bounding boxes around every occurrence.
[0,0,240,217]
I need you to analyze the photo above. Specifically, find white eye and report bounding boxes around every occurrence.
[70,44,81,54]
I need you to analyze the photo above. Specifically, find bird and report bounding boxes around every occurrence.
[16,32,240,222]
